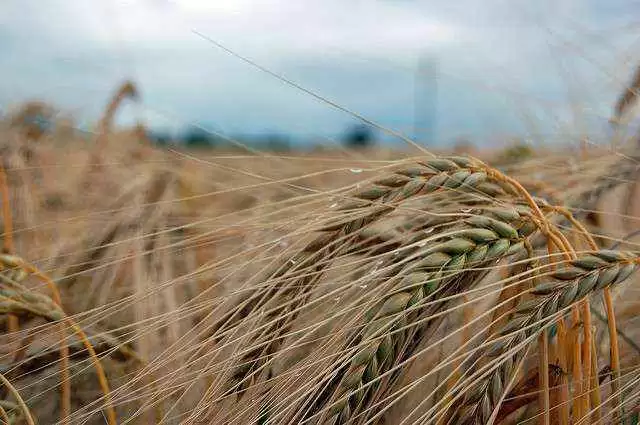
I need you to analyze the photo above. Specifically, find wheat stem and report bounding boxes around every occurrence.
[581,298,593,421]
[0,372,34,425]
[556,319,570,425]
[571,309,584,422]
[0,157,19,344]
[603,289,622,422]
[0,160,14,254]
[589,327,602,422]
[0,404,9,425]
[538,330,550,425]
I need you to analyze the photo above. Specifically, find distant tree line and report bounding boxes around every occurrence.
[342,124,375,149]
[147,122,378,151]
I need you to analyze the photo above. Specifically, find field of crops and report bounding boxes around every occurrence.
[0,73,639,425]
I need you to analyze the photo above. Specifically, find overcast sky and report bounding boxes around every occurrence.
[1,0,639,146]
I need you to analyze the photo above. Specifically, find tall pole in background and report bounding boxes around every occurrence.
[414,55,438,145]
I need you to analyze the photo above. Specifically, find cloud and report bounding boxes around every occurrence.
[0,0,638,145]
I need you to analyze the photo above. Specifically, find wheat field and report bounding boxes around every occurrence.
[1,27,640,425]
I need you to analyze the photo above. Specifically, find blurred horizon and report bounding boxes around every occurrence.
[1,0,639,148]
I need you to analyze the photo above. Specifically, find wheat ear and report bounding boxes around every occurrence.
[451,250,637,425]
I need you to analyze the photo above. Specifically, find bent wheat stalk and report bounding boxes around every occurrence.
[447,250,637,425]
[0,372,35,425]
[294,205,537,424]
[0,254,117,425]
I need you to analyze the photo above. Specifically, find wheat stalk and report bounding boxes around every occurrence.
[448,250,637,424]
